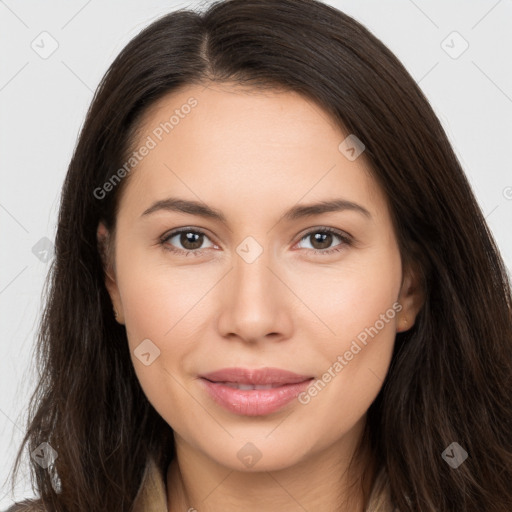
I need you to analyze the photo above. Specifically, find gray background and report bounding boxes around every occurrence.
[1,0,511,506]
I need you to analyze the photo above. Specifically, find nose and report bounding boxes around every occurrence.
[216,244,293,344]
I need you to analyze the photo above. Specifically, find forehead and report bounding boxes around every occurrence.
[119,82,384,221]
[138,81,341,151]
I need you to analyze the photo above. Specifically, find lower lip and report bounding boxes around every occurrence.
[199,378,313,416]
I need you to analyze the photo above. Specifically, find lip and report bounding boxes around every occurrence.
[199,367,314,416]
[200,367,313,385]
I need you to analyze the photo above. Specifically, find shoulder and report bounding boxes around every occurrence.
[2,499,46,512]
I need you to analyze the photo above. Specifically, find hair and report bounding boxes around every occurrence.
[7,0,512,510]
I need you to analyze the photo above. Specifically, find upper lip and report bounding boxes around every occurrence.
[200,367,313,386]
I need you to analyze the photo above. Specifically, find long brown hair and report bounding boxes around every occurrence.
[8,0,512,510]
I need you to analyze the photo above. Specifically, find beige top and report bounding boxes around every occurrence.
[5,456,396,511]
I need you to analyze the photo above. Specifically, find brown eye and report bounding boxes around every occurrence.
[161,228,215,255]
[296,228,352,255]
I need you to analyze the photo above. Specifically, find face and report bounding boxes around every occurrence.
[98,82,423,472]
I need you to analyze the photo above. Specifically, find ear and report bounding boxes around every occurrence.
[97,221,124,324]
[396,260,425,333]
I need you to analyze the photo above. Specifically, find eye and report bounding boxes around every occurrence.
[295,227,352,255]
[159,226,352,258]
[160,228,216,257]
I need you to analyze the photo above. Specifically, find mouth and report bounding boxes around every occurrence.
[199,366,313,386]
[198,367,314,416]
[206,382,290,390]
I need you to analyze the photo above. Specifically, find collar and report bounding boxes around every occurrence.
[132,456,168,512]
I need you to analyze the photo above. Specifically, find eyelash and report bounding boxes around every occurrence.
[159,227,353,257]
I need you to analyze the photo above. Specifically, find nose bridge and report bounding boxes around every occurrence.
[235,242,272,297]
[217,236,291,341]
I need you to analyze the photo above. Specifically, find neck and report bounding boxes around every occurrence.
[166,424,376,512]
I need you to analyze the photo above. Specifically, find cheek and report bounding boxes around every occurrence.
[293,247,402,429]
[114,241,221,421]
[115,236,203,345]
[288,241,402,346]
[113,240,187,376]
[115,260,202,426]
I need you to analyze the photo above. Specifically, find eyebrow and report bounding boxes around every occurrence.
[140,197,371,222]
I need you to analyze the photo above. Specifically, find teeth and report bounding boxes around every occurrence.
[222,382,276,390]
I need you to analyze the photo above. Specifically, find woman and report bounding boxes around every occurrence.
[5,0,512,510]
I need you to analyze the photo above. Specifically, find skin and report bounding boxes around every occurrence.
[98,82,424,512]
